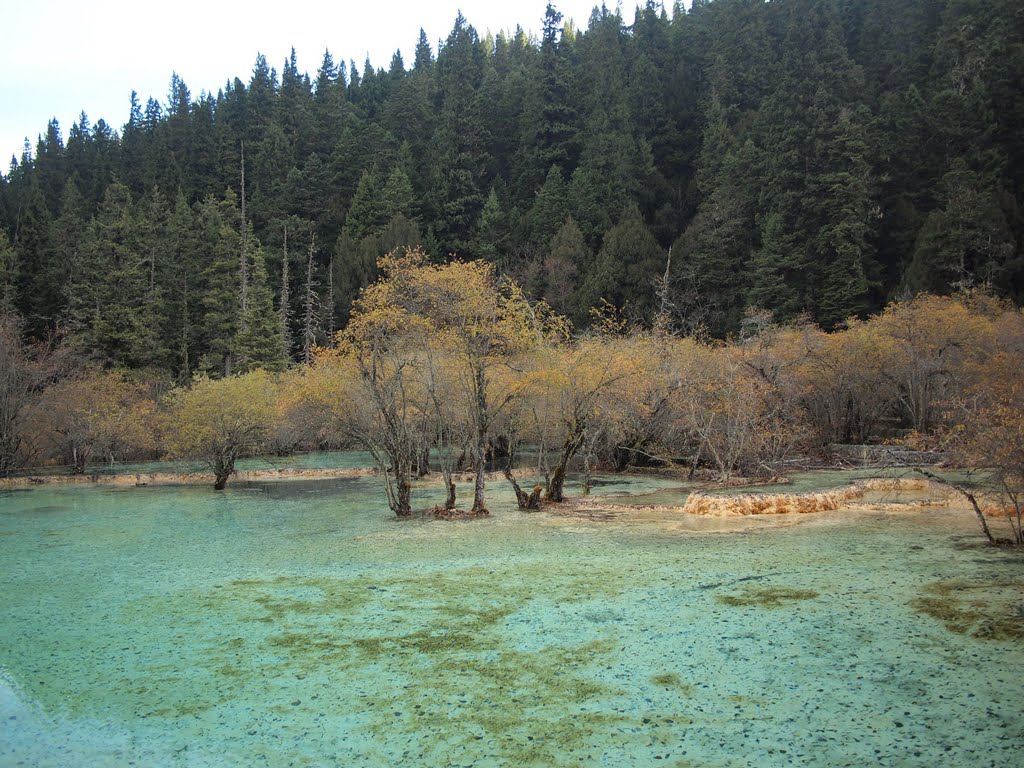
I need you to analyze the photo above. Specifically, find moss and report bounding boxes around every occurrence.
[717,586,820,608]
[914,580,1024,641]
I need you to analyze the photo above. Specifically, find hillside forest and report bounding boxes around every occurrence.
[0,1,1023,538]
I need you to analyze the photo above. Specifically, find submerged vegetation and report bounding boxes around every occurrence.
[716,586,820,608]
[913,580,1024,641]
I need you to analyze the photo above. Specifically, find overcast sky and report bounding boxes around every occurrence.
[1,0,653,169]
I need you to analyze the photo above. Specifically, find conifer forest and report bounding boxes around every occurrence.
[2,0,1021,373]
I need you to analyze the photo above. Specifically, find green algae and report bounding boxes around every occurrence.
[913,579,1024,641]
[716,586,820,608]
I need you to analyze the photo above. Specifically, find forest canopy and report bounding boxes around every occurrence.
[0,0,1021,379]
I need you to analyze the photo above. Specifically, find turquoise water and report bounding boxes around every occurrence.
[1,471,1022,767]
[19,450,379,477]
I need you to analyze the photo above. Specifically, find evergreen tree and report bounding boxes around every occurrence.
[426,13,489,256]
[544,217,589,320]
[166,191,200,378]
[71,182,157,367]
[345,168,387,241]
[196,192,242,376]
[381,165,416,223]
[13,176,59,336]
[747,0,877,326]
[1,0,1022,347]
[474,186,513,266]
[517,3,580,192]
[674,132,759,337]
[236,242,287,371]
[0,232,16,314]
[904,161,1016,295]
[524,165,569,248]
[576,204,666,322]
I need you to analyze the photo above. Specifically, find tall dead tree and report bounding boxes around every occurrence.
[326,253,336,341]
[302,234,319,365]
[279,226,292,362]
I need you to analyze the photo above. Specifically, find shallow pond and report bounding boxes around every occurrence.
[1,470,1021,767]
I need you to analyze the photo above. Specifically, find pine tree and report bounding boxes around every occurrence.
[166,191,200,378]
[279,225,293,361]
[904,160,1016,295]
[302,235,320,364]
[71,182,158,367]
[474,187,512,265]
[12,176,58,337]
[197,192,241,376]
[0,232,16,314]
[544,217,589,319]
[524,165,570,248]
[747,0,877,326]
[345,168,386,241]
[381,165,416,223]
[236,242,286,372]
[576,204,665,323]
[516,3,580,192]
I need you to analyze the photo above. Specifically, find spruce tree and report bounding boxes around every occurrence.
[71,182,157,367]
[0,232,16,314]
[197,192,241,376]
[576,204,665,322]
[236,242,286,372]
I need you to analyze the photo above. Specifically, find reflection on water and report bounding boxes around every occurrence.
[1,469,1022,767]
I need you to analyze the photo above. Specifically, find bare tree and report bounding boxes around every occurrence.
[302,234,320,365]
[279,225,292,362]
[0,314,69,475]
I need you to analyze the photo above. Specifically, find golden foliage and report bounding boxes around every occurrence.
[37,369,157,471]
[162,370,278,486]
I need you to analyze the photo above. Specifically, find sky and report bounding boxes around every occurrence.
[0,0,645,169]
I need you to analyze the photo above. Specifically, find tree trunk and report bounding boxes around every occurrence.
[388,461,413,517]
[545,425,585,503]
[444,473,457,510]
[581,451,593,497]
[213,453,236,490]
[527,484,543,508]
[504,467,540,510]
[303,235,318,365]
[546,460,568,502]
[471,365,488,514]
[472,449,487,514]
[916,468,996,545]
[71,446,87,475]
[279,225,291,360]
[239,141,249,315]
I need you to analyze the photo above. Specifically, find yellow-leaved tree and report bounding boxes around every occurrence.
[530,334,642,501]
[344,248,554,516]
[38,369,157,473]
[162,370,278,489]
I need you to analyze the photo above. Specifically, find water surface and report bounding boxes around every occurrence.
[1,471,1021,766]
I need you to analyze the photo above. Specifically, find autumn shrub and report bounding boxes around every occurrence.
[37,369,158,472]
[162,370,278,489]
